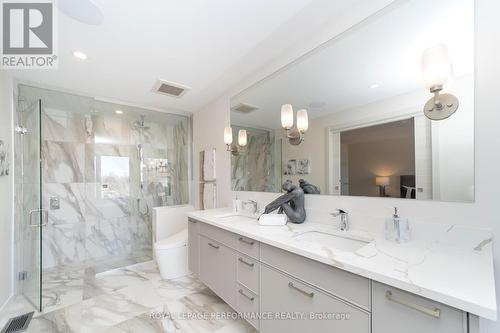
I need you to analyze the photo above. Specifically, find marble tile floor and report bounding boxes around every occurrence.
[0,261,258,333]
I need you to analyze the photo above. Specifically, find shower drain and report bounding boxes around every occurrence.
[1,312,34,333]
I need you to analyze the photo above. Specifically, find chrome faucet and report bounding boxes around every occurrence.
[331,209,349,231]
[242,200,258,214]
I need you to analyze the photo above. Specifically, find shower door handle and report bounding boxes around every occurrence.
[29,209,48,227]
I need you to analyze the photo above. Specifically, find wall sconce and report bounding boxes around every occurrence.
[376,176,390,197]
[281,104,308,145]
[224,127,247,156]
[421,44,459,120]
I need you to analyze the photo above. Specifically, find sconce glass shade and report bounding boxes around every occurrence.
[224,127,233,145]
[238,129,247,147]
[297,109,308,133]
[375,177,389,186]
[376,176,390,186]
[281,104,294,129]
[421,44,452,90]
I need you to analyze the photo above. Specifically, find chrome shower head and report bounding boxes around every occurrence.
[133,115,151,130]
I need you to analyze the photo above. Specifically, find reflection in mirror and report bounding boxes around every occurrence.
[230,0,474,202]
[230,126,282,192]
[338,119,415,199]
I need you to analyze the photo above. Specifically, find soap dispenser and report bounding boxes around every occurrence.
[233,195,242,213]
[385,207,410,243]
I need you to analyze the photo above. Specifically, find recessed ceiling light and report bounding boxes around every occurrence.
[115,110,123,115]
[369,83,380,89]
[73,50,88,60]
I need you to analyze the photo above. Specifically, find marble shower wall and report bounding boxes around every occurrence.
[231,126,281,192]
[15,85,191,274]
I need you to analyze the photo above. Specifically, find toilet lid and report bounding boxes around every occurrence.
[154,229,188,250]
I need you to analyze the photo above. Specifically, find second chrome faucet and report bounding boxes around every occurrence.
[330,209,349,231]
[242,200,258,214]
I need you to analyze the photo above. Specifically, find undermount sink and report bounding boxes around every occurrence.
[294,231,369,252]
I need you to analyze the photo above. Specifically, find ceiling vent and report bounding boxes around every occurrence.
[152,79,190,98]
[231,103,260,114]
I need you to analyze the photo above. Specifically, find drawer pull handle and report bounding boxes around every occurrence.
[238,289,255,301]
[208,242,220,249]
[385,291,441,318]
[238,257,255,267]
[288,282,314,298]
[238,237,255,245]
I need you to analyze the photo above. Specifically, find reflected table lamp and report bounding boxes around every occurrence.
[376,176,390,197]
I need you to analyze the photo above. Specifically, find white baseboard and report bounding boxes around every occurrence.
[0,294,14,313]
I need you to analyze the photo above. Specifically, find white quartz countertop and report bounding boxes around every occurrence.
[188,208,497,320]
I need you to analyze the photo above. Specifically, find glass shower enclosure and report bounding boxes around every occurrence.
[15,99,45,311]
[14,84,191,312]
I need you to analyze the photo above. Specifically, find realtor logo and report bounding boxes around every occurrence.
[1,0,57,68]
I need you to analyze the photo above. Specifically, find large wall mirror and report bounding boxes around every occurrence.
[229,0,474,202]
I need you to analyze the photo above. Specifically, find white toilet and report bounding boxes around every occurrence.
[153,205,194,279]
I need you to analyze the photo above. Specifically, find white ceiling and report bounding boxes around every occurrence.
[231,0,474,129]
[7,0,344,114]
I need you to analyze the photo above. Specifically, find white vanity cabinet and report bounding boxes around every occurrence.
[372,282,469,333]
[197,222,261,330]
[189,218,480,333]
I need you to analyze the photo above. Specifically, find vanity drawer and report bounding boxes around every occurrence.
[199,235,237,307]
[261,243,370,310]
[236,283,259,330]
[260,265,370,333]
[372,282,466,333]
[199,222,238,249]
[188,218,199,275]
[236,254,259,294]
[236,235,259,259]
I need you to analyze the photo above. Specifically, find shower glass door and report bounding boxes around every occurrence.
[20,99,44,311]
